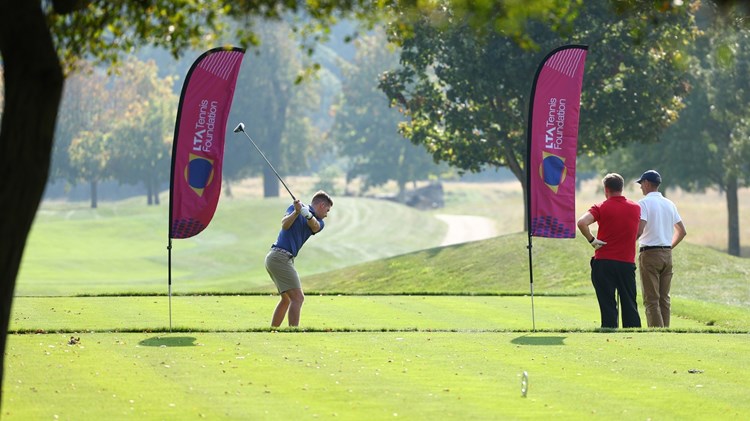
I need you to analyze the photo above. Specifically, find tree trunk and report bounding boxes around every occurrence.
[501,142,527,232]
[397,179,407,203]
[90,179,98,208]
[726,174,741,257]
[0,1,64,402]
[224,179,233,198]
[145,171,160,206]
[261,111,284,198]
[262,76,289,198]
[263,166,280,198]
[146,175,154,205]
[153,173,160,205]
[147,181,154,205]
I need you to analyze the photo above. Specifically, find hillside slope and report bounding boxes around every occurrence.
[303,232,750,308]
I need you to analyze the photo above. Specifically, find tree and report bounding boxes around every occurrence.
[695,6,750,256]
[108,59,177,205]
[379,1,696,229]
[51,64,100,187]
[225,19,322,198]
[67,130,111,207]
[592,2,750,256]
[1,4,67,400]
[63,66,120,208]
[49,59,174,207]
[330,31,439,200]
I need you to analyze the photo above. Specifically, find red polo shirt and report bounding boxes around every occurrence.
[588,195,640,263]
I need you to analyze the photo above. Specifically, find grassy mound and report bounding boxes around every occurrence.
[304,233,750,306]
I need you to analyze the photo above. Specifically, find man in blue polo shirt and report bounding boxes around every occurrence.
[265,191,333,327]
[636,170,687,328]
[577,173,642,329]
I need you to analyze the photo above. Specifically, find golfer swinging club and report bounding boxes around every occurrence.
[266,191,333,327]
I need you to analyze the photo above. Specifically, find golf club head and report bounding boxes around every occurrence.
[233,122,245,133]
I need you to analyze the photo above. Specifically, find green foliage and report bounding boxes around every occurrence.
[698,8,750,187]
[67,130,111,187]
[584,2,750,255]
[313,165,343,195]
[47,0,228,74]
[108,58,177,204]
[56,65,112,187]
[224,19,323,196]
[380,1,696,184]
[330,31,439,196]
[51,58,176,204]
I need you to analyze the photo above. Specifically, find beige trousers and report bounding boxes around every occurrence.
[638,249,673,327]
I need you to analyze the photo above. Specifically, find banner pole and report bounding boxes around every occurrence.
[168,238,172,333]
[167,47,245,336]
[524,44,588,333]
[527,233,536,332]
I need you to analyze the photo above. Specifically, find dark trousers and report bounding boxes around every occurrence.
[590,258,642,328]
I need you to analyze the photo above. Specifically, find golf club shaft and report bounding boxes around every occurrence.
[236,128,296,201]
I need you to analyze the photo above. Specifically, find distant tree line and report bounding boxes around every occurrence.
[39,19,442,207]
[50,59,176,208]
[1,1,747,254]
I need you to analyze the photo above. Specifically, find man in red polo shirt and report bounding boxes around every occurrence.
[577,173,642,328]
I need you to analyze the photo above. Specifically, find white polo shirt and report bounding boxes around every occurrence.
[639,192,682,247]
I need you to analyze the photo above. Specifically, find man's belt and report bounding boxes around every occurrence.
[639,246,671,252]
[271,246,293,257]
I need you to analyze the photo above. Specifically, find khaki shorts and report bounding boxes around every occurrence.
[265,249,300,293]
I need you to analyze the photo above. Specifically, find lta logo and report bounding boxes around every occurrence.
[184,153,215,197]
[538,151,567,193]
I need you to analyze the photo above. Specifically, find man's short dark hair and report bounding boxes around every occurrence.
[311,190,333,207]
[602,173,624,192]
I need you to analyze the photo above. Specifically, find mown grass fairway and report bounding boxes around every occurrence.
[18,196,447,295]
[4,331,750,420]
[4,294,750,419]
[7,295,728,332]
[5,181,750,419]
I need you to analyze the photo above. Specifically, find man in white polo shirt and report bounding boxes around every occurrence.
[636,170,687,328]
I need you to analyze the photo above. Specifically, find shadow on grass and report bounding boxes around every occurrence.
[511,335,566,346]
[138,336,197,347]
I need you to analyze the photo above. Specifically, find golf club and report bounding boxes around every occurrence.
[233,122,296,201]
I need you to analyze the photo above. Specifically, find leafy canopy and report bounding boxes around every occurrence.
[379,1,697,183]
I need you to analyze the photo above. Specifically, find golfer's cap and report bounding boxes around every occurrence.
[636,170,661,185]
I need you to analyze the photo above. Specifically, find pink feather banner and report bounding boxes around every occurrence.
[169,47,245,239]
[526,45,588,239]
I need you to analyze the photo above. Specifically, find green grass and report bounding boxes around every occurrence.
[3,331,750,420]
[303,234,591,295]
[5,294,749,419]
[6,182,750,419]
[303,233,750,308]
[10,295,739,333]
[18,196,447,295]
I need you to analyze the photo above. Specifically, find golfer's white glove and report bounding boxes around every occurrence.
[299,205,313,220]
[590,238,606,250]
